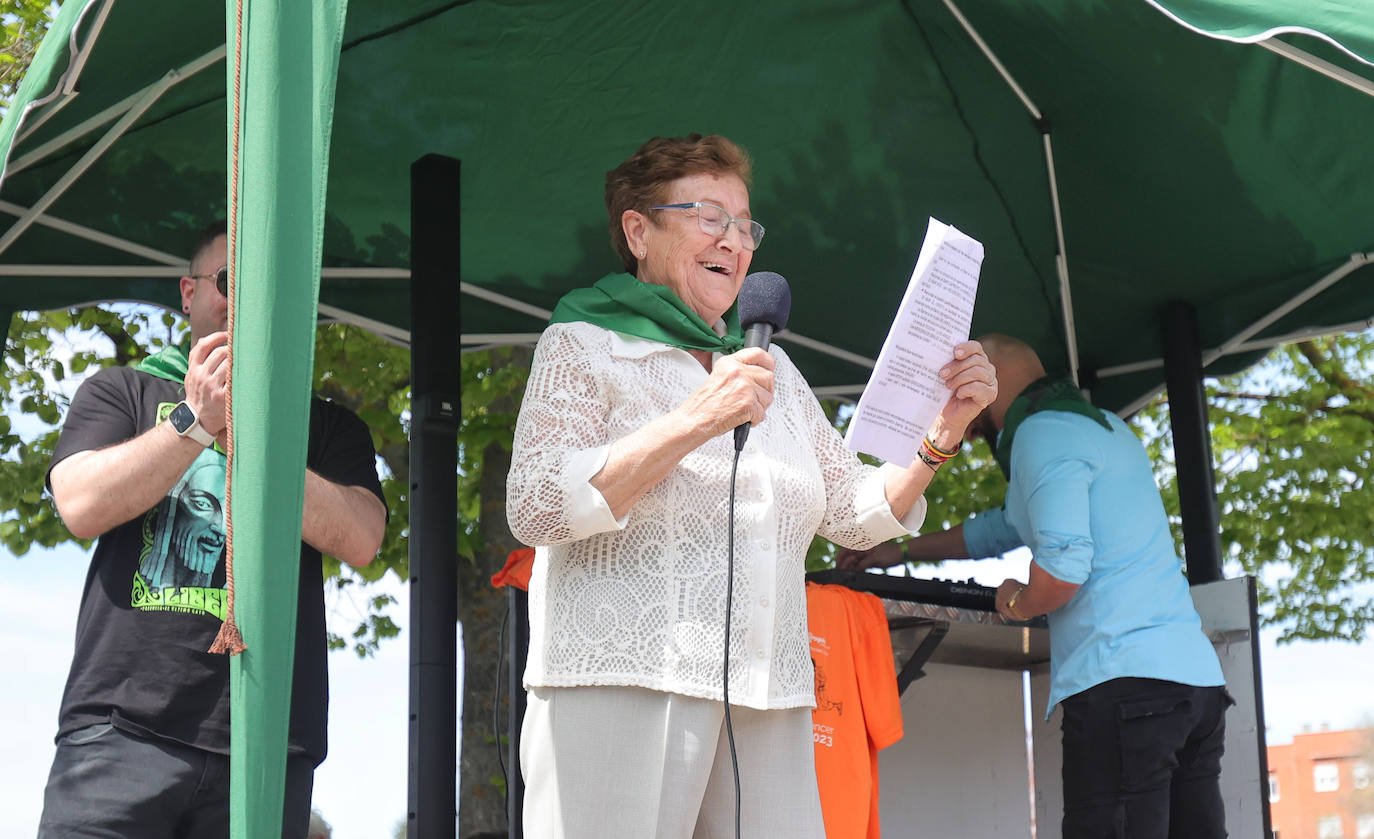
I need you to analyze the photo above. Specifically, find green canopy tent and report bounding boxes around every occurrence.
[3,0,1372,835]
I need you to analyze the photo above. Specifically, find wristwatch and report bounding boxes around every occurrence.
[169,401,215,447]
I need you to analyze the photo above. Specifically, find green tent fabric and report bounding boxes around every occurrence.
[222,1,346,837]
[0,0,86,174]
[1,0,1370,415]
[1146,0,1374,65]
[2,0,1373,828]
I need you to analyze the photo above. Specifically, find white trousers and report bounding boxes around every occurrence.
[520,685,825,839]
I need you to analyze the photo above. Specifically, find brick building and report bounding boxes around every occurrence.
[1268,727,1374,839]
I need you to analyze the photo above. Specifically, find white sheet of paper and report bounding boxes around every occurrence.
[844,217,984,465]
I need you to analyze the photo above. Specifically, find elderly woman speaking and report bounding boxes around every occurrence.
[507,133,996,837]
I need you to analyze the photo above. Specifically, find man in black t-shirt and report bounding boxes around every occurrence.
[37,221,388,839]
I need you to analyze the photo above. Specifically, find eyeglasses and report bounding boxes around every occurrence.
[189,266,229,297]
[650,201,766,251]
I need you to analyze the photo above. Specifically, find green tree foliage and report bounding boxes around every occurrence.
[2,307,525,831]
[455,344,529,834]
[0,306,410,655]
[1,0,53,112]
[813,332,1374,645]
[311,321,410,655]
[1142,331,1374,643]
[0,306,154,555]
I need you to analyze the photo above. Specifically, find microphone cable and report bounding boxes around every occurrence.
[723,446,744,839]
[494,597,511,824]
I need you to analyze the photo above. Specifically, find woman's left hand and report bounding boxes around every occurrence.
[930,339,997,445]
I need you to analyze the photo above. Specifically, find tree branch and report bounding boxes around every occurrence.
[1211,390,1289,402]
[1297,340,1374,401]
[91,320,142,366]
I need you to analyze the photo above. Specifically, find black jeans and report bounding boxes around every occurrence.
[1060,678,1232,839]
[36,721,314,839]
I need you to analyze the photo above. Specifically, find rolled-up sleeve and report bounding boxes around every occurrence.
[1012,417,1098,584]
[506,326,629,546]
[962,505,1023,559]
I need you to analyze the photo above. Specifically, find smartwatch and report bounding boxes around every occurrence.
[169,401,215,447]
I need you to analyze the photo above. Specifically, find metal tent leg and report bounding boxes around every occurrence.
[1161,301,1223,584]
[408,154,461,837]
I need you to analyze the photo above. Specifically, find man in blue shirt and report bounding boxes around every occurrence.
[838,334,1230,839]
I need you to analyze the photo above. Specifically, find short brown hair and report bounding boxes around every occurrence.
[604,134,753,274]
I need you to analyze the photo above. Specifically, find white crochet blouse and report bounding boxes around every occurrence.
[507,320,925,709]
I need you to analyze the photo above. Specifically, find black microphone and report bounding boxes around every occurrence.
[733,271,792,452]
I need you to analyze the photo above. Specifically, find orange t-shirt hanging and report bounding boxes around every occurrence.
[491,546,535,591]
[807,581,904,839]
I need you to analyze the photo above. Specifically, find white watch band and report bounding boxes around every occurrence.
[173,402,216,448]
[182,420,215,448]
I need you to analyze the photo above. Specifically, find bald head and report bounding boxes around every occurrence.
[979,334,1044,375]
[976,333,1047,432]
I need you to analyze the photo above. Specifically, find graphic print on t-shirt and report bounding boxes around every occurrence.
[130,402,227,619]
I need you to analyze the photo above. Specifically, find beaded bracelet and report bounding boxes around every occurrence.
[924,436,960,459]
[916,436,959,471]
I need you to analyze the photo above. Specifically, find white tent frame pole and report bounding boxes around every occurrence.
[456,281,879,370]
[938,0,1040,116]
[8,45,227,177]
[316,302,411,344]
[11,0,115,145]
[1202,252,1370,367]
[1098,252,1373,381]
[811,385,866,399]
[1048,153,1079,383]
[322,267,408,279]
[1100,316,1374,381]
[1111,254,1372,417]
[0,264,183,277]
[0,71,183,257]
[55,0,116,95]
[772,329,876,369]
[459,280,552,321]
[0,200,183,264]
[1258,39,1374,100]
[942,0,1080,384]
[0,263,413,279]
[0,251,880,390]
[461,333,541,346]
[1229,319,1373,352]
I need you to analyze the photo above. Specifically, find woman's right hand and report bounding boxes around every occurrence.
[678,347,776,439]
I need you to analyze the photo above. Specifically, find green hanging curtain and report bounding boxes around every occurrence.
[223,0,347,836]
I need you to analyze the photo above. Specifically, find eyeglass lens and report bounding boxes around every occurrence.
[695,204,763,250]
[215,267,228,297]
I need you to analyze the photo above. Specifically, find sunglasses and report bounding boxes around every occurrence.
[189,266,229,297]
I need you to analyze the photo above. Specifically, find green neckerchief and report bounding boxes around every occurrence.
[548,272,744,353]
[135,344,190,383]
[995,374,1112,480]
